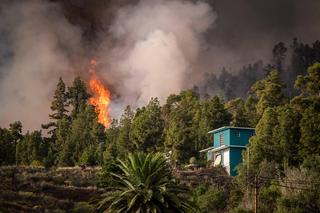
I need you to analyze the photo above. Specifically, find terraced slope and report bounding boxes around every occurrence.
[0,166,104,212]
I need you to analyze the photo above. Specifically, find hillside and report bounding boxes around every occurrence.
[0,166,102,212]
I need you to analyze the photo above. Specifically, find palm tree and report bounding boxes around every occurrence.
[95,152,198,213]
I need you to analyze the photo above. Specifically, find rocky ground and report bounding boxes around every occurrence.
[0,166,104,212]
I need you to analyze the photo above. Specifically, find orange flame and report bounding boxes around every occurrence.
[88,59,111,128]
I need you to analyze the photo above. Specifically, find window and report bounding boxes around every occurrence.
[236,131,241,137]
[220,134,224,146]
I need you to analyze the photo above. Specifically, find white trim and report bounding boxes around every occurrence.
[199,146,216,153]
[208,126,255,134]
[202,145,228,153]
[199,145,247,153]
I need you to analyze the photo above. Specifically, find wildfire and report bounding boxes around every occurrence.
[88,59,111,128]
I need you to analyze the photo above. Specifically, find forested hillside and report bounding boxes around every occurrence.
[0,39,320,212]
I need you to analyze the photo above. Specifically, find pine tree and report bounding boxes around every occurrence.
[68,76,90,118]
[295,62,320,98]
[272,42,287,73]
[251,70,286,116]
[42,77,69,136]
[194,96,232,150]
[59,104,105,166]
[3,121,23,165]
[130,98,164,152]
[244,95,259,127]
[103,120,120,169]
[225,98,250,127]
[59,138,75,166]
[0,128,15,165]
[164,90,201,163]
[55,116,71,153]
[299,105,320,170]
[16,130,45,165]
[274,105,302,168]
[117,105,134,155]
[248,108,279,170]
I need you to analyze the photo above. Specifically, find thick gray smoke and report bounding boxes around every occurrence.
[98,0,215,106]
[0,1,82,130]
[0,0,216,130]
[202,0,320,71]
[1,0,320,130]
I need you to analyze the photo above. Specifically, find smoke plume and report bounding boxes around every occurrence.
[97,0,215,106]
[0,0,320,130]
[0,0,82,130]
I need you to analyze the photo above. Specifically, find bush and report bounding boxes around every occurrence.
[231,207,253,213]
[73,202,93,213]
[196,185,227,213]
[79,146,97,166]
[31,160,43,167]
[189,156,197,164]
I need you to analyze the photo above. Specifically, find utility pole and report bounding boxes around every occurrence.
[254,174,258,213]
[246,147,250,209]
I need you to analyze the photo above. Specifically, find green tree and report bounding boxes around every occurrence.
[164,90,201,163]
[70,104,103,164]
[117,105,134,155]
[55,116,71,153]
[9,121,23,144]
[59,139,75,166]
[0,129,15,165]
[195,185,227,213]
[102,119,120,170]
[244,95,259,127]
[95,153,197,213]
[68,76,90,118]
[196,96,232,150]
[299,105,320,170]
[0,121,23,165]
[295,62,320,98]
[276,168,320,213]
[79,145,97,166]
[43,146,55,168]
[42,77,69,137]
[130,98,164,152]
[226,98,250,127]
[274,105,302,168]
[201,96,232,131]
[251,70,286,116]
[272,42,287,73]
[293,62,320,169]
[16,130,45,165]
[59,104,105,166]
[247,108,280,170]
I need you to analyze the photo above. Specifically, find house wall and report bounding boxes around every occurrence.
[229,129,255,146]
[222,149,230,174]
[213,129,230,147]
[229,147,245,176]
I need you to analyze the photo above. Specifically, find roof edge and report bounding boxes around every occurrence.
[208,126,255,134]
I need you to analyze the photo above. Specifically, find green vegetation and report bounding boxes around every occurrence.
[1,41,320,212]
[95,153,197,212]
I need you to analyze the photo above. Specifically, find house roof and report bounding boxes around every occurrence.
[208,126,255,134]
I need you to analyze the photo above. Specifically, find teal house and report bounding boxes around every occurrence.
[200,126,255,176]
